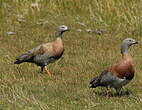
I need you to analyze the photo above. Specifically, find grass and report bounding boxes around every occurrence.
[0,0,142,109]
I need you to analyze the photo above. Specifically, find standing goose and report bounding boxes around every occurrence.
[14,25,69,76]
[90,38,138,96]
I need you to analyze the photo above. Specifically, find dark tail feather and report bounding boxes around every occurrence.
[14,60,23,64]
[89,77,100,88]
[89,83,98,88]
[14,54,33,64]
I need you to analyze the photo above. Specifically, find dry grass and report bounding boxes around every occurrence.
[0,0,142,110]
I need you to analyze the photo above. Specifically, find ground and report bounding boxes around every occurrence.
[0,0,142,110]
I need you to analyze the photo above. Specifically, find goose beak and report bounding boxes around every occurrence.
[134,41,138,44]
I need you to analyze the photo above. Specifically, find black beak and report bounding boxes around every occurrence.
[134,41,138,44]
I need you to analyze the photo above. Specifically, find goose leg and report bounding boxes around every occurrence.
[40,66,44,73]
[44,66,52,77]
[105,87,110,97]
[115,87,121,96]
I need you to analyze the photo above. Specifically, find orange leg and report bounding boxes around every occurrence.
[44,67,52,77]
[105,88,110,97]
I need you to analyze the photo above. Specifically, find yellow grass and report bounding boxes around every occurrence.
[0,0,142,109]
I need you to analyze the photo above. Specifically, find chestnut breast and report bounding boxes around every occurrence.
[109,54,135,80]
[52,38,64,59]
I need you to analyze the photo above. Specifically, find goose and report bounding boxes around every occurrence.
[90,38,138,96]
[14,25,69,76]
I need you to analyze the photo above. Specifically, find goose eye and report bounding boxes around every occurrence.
[62,27,65,29]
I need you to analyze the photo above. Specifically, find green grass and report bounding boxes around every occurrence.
[0,0,142,110]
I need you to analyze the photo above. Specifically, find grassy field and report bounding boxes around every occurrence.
[0,0,142,110]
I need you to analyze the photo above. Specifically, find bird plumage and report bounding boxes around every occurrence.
[90,38,138,95]
[14,25,69,76]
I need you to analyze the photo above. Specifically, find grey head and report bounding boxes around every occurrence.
[55,25,69,37]
[121,38,138,54]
